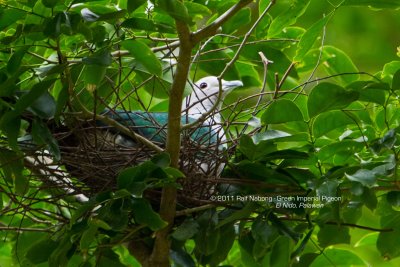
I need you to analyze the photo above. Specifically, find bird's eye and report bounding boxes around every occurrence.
[199,82,208,89]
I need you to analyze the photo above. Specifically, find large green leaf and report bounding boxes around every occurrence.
[270,236,293,267]
[172,219,199,241]
[223,8,251,34]
[317,224,351,247]
[295,13,332,62]
[345,169,377,187]
[122,40,162,77]
[194,210,220,256]
[392,69,400,90]
[310,248,364,266]
[322,46,360,85]
[0,9,25,31]
[312,110,354,138]
[132,198,167,231]
[377,204,400,258]
[15,79,57,114]
[318,140,364,162]
[347,81,389,106]
[307,82,359,118]
[127,0,147,13]
[7,46,29,74]
[25,238,58,264]
[268,0,311,37]
[262,99,304,124]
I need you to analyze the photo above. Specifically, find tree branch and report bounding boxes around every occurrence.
[148,20,193,267]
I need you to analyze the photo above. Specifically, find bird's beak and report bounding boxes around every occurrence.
[222,80,243,91]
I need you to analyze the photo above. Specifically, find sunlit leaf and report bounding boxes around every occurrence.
[270,236,292,267]
[262,99,304,124]
[307,82,359,118]
[313,110,354,138]
[295,13,332,61]
[268,0,311,37]
[392,69,400,90]
[122,40,162,77]
[322,46,360,85]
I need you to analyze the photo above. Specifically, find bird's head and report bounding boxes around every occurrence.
[184,76,243,119]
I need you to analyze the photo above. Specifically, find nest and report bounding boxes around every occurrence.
[21,110,241,207]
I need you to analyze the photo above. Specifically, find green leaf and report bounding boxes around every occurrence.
[14,79,57,114]
[252,218,279,247]
[208,223,236,266]
[345,169,377,187]
[31,120,61,160]
[0,111,21,150]
[98,10,127,21]
[7,46,29,74]
[377,206,400,258]
[311,248,364,266]
[239,135,277,161]
[0,149,25,191]
[262,99,304,124]
[42,0,58,8]
[194,210,220,256]
[127,0,147,13]
[343,0,400,8]
[318,140,364,162]
[217,203,257,228]
[122,40,162,77]
[184,2,211,18]
[172,219,199,241]
[270,236,292,267]
[171,248,196,267]
[307,82,359,118]
[387,191,400,207]
[382,61,400,81]
[0,9,25,31]
[295,13,332,61]
[392,69,400,90]
[121,18,175,33]
[268,0,311,37]
[322,46,360,85]
[317,224,350,247]
[26,238,58,264]
[316,180,339,200]
[80,224,98,250]
[312,110,354,138]
[223,8,251,34]
[117,161,161,195]
[347,81,388,105]
[97,249,126,267]
[151,152,170,168]
[29,91,57,119]
[132,198,167,230]
[157,0,193,25]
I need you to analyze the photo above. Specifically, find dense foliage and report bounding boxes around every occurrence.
[1,0,400,266]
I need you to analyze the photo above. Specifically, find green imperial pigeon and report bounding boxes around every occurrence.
[101,76,243,149]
